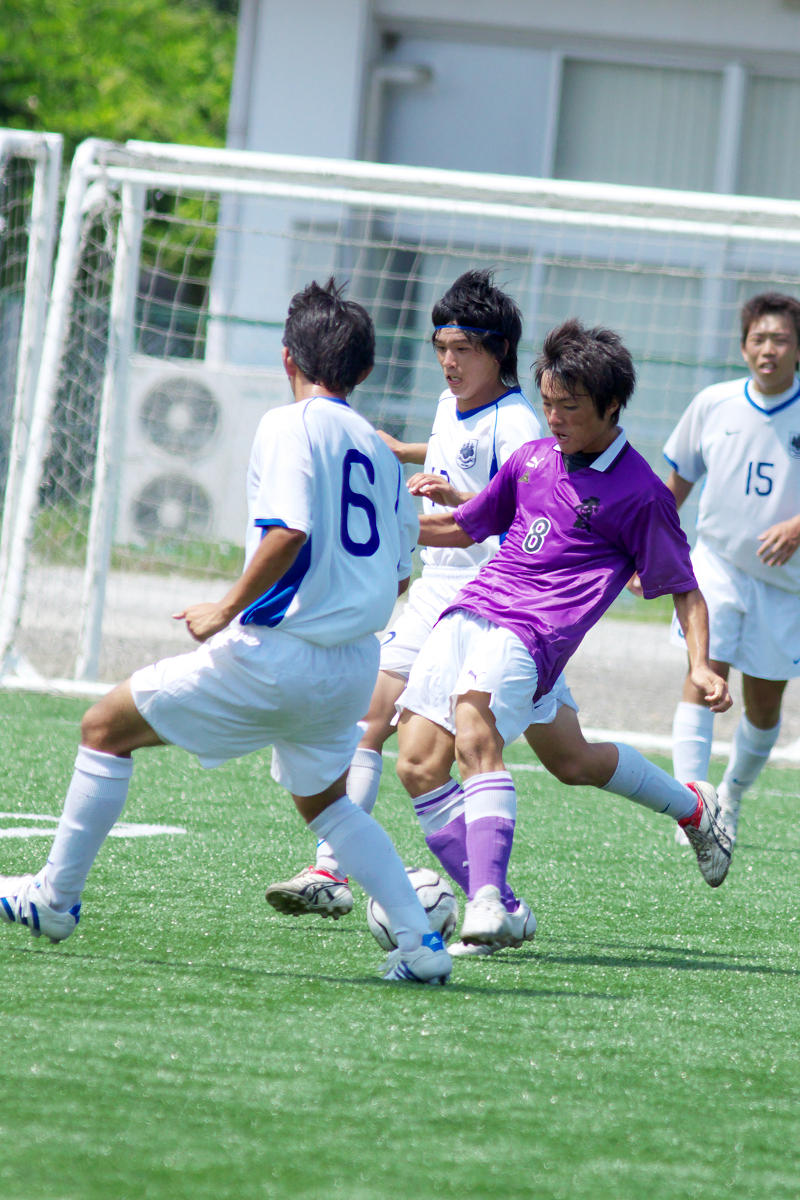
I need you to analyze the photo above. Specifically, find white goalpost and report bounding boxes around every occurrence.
[3,134,800,690]
[0,130,62,623]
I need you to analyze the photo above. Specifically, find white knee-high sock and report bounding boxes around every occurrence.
[310,797,428,951]
[315,748,384,875]
[672,701,715,783]
[412,778,468,894]
[722,715,781,801]
[37,746,133,911]
[602,742,696,821]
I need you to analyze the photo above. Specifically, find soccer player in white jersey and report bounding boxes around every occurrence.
[265,270,542,926]
[662,292,800,850]
[395,319,734,953]
[0,279,452,985]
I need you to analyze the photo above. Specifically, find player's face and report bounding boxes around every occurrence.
[741,313,799,396]
[433,326,504,409]
[539,373,621,456]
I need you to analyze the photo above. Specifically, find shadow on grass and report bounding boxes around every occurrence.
[2,942,622,1000]
[536,937,800,977]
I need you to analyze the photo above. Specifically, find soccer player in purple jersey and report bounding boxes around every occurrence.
[395,319,734,954]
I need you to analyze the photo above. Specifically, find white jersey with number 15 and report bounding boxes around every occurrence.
[663,375,800,593]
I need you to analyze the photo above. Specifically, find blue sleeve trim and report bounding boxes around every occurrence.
[240,536,312,626]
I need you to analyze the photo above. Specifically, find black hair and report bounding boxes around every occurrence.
[740,292,800,347]
[283,277,375,394]
[431,268,522,386]
[534,318,636,424]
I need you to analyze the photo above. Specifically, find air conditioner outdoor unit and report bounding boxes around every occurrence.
[115,354,289,547]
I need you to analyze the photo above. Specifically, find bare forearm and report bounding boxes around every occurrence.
[174,526,306,641]
[376,430,428,464]
[673,588,731,712]
[665,470,693,510]
[219,528,306,617]
[418,511,474,547]
[674,588,709,668]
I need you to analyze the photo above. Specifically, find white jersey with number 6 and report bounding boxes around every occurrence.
[663,375,800,593]
[241,395,419,645]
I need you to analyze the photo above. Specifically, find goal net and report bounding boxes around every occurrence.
[3,135,800,688]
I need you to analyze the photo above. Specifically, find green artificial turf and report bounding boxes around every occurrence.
[0,691,798,1199]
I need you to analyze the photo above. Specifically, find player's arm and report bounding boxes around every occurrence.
[757,512,800,566]
[672,588,731,713]
[377,430,428,464]
[628,469,695,597]
[407,472,475,507]
[665,469,694,509]
[418,510,475,548]
[174,525,307,642]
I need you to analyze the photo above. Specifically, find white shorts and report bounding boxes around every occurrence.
[670,539,800,680]
[397,610,577,745]
[130,623,379,795]
[379,570,472,678]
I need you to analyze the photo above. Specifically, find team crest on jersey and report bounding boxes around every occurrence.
[789,433,800,459]
[457,439,478,469]
[573,496,600,531]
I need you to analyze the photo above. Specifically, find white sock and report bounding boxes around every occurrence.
[310,796,428,951]
[602,742,696,822]
[722,714,780,801]
[37,745,132,911]
[412,778,464,836]
[672,701,715,783]
[315,748,384,875]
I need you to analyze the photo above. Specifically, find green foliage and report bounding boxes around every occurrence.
[0,692,798,1199]
[0,0,237,156]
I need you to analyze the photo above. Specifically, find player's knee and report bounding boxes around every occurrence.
[546,756,587,786]
[80,702,112,751]
[396,750,436,797]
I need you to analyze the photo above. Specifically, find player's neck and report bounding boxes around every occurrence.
[748,373,799,404]
[454,382,514,414]
[291,374,348,404]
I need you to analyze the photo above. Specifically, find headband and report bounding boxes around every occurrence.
[434,324,504,337]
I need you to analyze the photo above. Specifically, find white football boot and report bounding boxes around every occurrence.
[381,931,452,985]
[680,782,733,887]
[0,875,81,942]
[265,866,353,919]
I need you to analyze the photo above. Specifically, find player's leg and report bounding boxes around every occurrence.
[271,583,435,905]
[395,707,469,892]
[673,660,730,783]
[314,669,405,865]
[671,660,730,845]
[266,670,407,917]
[0,682,162,942]
[446,620,540,950]
[525,703,732,886]
[718,675,787,838]
[716,563,799,841]
[292,776,451,985]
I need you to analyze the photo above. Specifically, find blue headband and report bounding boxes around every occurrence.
[434,324,504,338]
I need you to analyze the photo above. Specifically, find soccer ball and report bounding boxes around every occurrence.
[366,866,458,951]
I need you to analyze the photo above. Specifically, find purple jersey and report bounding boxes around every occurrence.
[445,432,696,699]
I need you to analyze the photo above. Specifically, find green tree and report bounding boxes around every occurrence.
[0,0,237,154]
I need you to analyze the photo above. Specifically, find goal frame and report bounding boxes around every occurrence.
[4,135,800,688]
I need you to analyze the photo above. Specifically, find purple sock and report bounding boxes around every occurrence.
[425,814,469,895]
[465,815,517,909]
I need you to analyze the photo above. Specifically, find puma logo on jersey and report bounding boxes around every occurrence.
[789,433,800,459]
[519,456,541,481]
